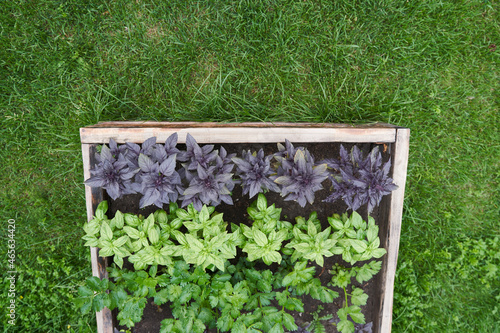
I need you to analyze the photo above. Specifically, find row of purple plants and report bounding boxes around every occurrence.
[85,133,397,213]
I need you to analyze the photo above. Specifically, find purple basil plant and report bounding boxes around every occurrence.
[133,154,183,209]
[272,140,329,207]
[123,136,157,169]
[232,149,280,198]
[84,140,138,200]
[323,145,398,213]
[131,133,184,208]
[85,134,185,208]
[179,134,236,210]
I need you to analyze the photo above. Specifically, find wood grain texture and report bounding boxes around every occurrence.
[379,128,410,333]
[80,125,396,144]
[82,143,114,333]
[83,121,399,129]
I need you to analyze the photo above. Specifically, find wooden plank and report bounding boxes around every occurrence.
[82,143,114,333]
[379,128,410,332]
[82,144,93,223]
[84,121,399,129]
[80,126,396,144]
[85,121,353,128]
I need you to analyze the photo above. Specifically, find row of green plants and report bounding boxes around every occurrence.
[77,136,397,332]
[76,195,386,333]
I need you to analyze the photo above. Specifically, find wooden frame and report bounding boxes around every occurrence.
[81,122,409,333]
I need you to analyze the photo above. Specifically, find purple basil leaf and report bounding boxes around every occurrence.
[164,133,181,155]
[323,145,398,212]
[233,148,279,198]
[85,145,139,200]
[134,149,182,208]
[274,147,328,207]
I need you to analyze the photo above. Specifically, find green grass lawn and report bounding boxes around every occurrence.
[1,0,498,332]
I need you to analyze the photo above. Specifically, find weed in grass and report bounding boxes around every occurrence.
[393,236,500,332]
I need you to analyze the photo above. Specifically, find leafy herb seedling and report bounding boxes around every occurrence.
[85,141,138,200]
[180,134,236,210]
[232,148,280,198]
[273,140,328,207]
[323,145,398,213]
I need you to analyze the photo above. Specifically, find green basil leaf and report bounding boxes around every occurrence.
[84,219,101,236]
[114,211,124,229]
[100,221,113,241]
[367,225,378,243]
[99,246,114,257]
[176,209,190,220]
[114,255,124,269]
[113,235,129,248]
[369,237,381,249]
[253,229,268,247]
[186,234,204,252]
[307,221,317,236]
[95,201,108,220]
[372,248,387,258]
[124,213,140,227]
[154,209,168,225]
[263,251,281,265]
[148,227,160,245]
[143,213,155,233]
[123,226,141,239]
[199,205,210,222]
[257,193,267,211]
[350,240,368,253]
[328,217,344,230]
[350,211,363,229]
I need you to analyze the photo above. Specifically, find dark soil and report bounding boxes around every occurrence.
[105,142,392,333]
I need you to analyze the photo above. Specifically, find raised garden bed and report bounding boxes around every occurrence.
[79,122,409,333]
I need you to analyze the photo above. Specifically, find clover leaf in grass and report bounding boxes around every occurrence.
[85,144,138,200]
[233,149,280,198]
[274,149,329,207]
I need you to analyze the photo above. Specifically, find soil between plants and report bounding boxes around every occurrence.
[105,142,391,333]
